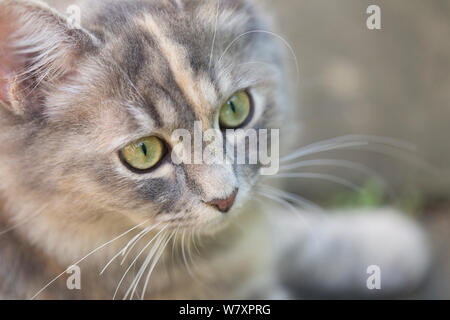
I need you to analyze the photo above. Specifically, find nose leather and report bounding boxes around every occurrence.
[205,189,238,213]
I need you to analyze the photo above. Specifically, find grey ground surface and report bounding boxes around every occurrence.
[269,0,450,199]
[271,0,450,299]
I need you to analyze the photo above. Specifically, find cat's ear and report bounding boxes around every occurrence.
[0,0,95,116]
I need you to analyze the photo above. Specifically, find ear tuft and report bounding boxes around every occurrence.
[0,0,94,115]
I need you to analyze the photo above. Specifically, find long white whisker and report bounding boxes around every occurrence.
[279,158,394,196]
[218,30,300,85]
[195,229,204,250]
[190,229,198,255]
[281,135,416,163]
[112,224,169,300]
[126,231,168,300]
[260,185,323,212]
[31,219,151,300]
[100,249,129,277]
[267,173,361,191]
[216,60,281,85]
[171,226,181,265]
[119,223,161,265]
[102,55,147,105]
[208,0,220,71]
[280,158,376,175]
[257,191,311,228]
[140,231,174,300]
[0,202,50,237]
[351,145,443,177]
[99,222,160,275]
[181,229,196,279]
[282,142,370,163]
[186,230,199,270]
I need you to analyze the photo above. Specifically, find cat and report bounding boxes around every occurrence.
[0,0,430,299]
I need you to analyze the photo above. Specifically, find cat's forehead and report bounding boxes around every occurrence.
[80,0,267,129]
[92,0,261,82]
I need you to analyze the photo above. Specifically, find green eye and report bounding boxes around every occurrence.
[219,91,252,129]
[120,136,166,171]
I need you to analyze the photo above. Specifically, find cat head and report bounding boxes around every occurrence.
[0,0,287,234]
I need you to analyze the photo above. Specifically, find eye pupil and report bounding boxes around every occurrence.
[140,143,148,156]
[229,101,236,113]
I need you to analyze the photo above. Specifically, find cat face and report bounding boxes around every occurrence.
[0,0,285,232]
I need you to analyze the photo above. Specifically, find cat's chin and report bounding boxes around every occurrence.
[196,205,250,236]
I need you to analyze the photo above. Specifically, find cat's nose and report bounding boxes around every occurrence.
[205,189,239,213]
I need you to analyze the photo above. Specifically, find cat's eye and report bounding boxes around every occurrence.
[120,136,166,172]
[219,91,252,129]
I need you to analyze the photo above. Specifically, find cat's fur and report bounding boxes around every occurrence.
[0,0,430,299]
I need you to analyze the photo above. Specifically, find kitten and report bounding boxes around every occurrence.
[0,0,429,299]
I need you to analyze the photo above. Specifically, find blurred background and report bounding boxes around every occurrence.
[267,0,450,298]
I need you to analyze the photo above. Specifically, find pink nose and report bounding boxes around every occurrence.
[205,189,239,213]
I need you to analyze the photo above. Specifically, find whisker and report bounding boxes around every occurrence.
[186,230,199,271]
[0,202,50,237]
[267,173,361,192]
[282,141,368,163]
[196,229,203,250]
[352,145,443,177]
[180,228,203,285]
[140,231,175,300]
[119,223,160,265]
[181,229,195,279]
[171,226,181,266]
[112,224,169,300]
[208,0,220,71]
[124,233,166,300]
[257,191,311,228]
[218,29,300,85]
[99,222,160,275]
[31,219,151,300]
[216,60,281,86]
[281,158,376,175]
[126,231,168,300]
[191,229,201,255]
[225,61,281,75]
[279,158,394,197]
[102,55,147,106]
[281,135,417,163]
[260,185,323,212]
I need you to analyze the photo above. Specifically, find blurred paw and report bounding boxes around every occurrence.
[280,208,431,298]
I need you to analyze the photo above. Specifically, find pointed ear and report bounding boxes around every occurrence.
[0,0,94,116]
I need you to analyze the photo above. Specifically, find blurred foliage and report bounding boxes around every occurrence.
[395,187,424,217]
[328,179,384,208]
[328,179,424,216]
